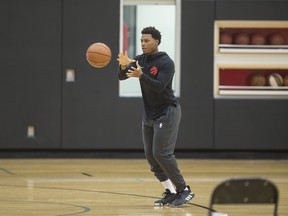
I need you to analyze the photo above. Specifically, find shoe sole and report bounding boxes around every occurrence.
[154,202,173,207]
[154,203,164,207]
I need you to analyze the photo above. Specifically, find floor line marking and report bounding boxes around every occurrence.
[22,177,288,184]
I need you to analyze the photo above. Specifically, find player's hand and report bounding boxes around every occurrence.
[127,61,143,78]
[117,51,135,68]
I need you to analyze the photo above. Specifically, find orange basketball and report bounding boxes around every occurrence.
[234,32,250,45]
[86,42,111,68]
[251,33,266,45]
[249,74,266,86]
[220,32,233,44]
[268,33,285,45]
[284,75,288,86]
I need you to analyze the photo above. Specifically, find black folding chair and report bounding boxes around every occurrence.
[208,177,278,216]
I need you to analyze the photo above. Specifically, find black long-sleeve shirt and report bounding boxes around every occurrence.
[117,51,178,120]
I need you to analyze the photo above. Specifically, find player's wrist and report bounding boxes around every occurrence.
[120,64,127,70]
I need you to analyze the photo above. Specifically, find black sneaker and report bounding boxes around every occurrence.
[154,189,177,206]
[171,186,195,207]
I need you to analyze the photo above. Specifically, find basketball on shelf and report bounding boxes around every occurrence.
[268,73,283,86]
[234,32,250,45]
[220,32,233,44]
[249,74,266,86]
[283,75,288,86]
[250,33,266,45]
[86,42,112,68]
[268,33,285,45]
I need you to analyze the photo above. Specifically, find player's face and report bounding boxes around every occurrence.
[141,34,158,55]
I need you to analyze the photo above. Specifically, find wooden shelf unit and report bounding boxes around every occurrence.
[214,21,288,98]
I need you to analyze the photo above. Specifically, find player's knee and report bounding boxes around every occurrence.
[153,150,167,163]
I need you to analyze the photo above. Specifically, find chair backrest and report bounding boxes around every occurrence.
[208,177,278,216]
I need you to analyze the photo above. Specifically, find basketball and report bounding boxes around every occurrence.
[283,75,288,86]
[251,33,266,45]
[268,73,283,86]
[268,33,285,45]
[234,32,250,45]
[86,42,112,68]
[249,74,266,86]
[220,32,233,44]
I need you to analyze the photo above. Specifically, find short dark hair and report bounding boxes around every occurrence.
[141,26,161,45]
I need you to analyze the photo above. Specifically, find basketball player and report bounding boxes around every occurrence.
[117,26,195,207]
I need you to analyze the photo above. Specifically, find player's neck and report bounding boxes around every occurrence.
[147,48,159,56]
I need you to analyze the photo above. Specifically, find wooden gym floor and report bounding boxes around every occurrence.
[0,158,287,216]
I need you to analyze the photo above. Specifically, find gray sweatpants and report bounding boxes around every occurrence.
[142,104,187,192]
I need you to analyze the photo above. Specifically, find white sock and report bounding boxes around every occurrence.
[161,179,176,194]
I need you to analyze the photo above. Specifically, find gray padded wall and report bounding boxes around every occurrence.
[61,0,144,149]
[179,0,215,149]
[0,0,62,149]
[214,0,288,150]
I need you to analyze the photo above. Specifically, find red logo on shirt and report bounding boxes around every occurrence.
[150,66,158,75]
